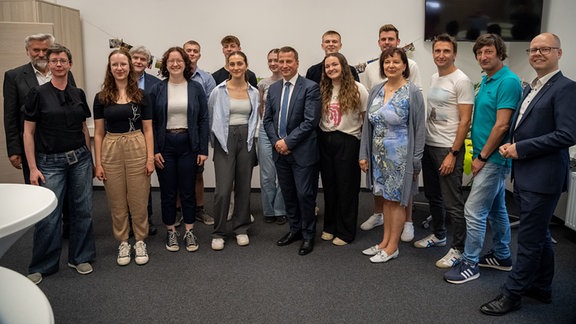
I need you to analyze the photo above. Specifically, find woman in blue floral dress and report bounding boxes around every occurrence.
[359,48,425,263]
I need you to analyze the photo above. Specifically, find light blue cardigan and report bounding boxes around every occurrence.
[208,81,260,153]
[359,81,425,206]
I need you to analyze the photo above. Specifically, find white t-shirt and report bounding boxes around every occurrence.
[426,68,474,147]
[319,81,368,139]
[362,57,422,92]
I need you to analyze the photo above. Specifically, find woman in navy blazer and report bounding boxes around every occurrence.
[149,47,209,253]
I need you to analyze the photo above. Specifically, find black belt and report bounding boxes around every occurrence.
[166,128,188,134]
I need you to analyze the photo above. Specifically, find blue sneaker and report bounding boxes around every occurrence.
[479,251,512,271]
[444,261,479,284]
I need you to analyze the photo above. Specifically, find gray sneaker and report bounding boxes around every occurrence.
[166,230,180,252]
[67,262,93,275]
[27,272,42,285]
[117,242,131,266]
[184,230,199,252]
[196,207,214,225]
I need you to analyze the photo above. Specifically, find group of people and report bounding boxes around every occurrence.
[4,24,575,317]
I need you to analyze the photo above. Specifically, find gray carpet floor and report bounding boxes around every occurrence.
[1,188,576,323]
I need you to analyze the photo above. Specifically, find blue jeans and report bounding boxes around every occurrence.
[29,146,96,275]
[462,161,511,265]
[258,126,285,217]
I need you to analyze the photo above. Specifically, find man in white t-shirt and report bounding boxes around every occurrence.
[360,24,423,242]
[413,34,474,269]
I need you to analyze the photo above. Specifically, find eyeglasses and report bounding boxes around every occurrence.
[525,47,559,55]
[49,59,69,65]
[166,59,184,65]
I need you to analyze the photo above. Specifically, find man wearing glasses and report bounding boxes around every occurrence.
[481,33,576,316]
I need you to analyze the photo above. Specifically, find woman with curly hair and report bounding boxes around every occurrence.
[318,53,368,245]
[149,47,209,253]
[93,49,154,266]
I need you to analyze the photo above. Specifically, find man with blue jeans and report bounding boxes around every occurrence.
[444,34,522,284]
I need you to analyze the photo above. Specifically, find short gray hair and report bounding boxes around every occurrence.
[129,45,152,62]
[25,34,55,49]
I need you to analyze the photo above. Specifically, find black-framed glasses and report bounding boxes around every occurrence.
[525,47,559,55]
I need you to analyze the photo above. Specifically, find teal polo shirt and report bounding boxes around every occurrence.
[472,65,522,166]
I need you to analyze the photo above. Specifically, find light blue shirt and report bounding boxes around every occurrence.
[208,81,260,153]
[191,67,216,102]
[137,73,145,90]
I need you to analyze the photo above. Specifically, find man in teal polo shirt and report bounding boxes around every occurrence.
[444,33,522,284]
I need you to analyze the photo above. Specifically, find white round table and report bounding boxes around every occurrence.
[0,183,57,258]
[0,266,55,324]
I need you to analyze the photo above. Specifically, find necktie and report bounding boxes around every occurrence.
[279,82,291,138]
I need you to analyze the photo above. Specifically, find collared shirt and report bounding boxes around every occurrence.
[137,73,145,90]
[515,69,560,129]
[191,67,217,101]
[32,63,52,85]
[278,74,299,133]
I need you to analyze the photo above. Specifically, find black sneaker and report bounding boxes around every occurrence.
[276,216,287,225]
[184,230,199,252]
[165,230,180,252]
[479,251,512,271]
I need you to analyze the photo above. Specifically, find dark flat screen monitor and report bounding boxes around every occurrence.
[424,0,544,41]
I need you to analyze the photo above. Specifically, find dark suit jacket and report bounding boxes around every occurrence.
[143,72,160,94]
[263,75,321,167]
[510,71,576,194]
[3,63,76,156]
[305,61,359,84]
[149,79,209,156]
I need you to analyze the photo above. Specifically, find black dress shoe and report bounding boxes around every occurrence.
[277,232,302,246]
[298,239,314,255]
[523,286,552,304]
[276,216,287,225]
[480,294,522,316]
[264,216,276,223]
[148,223,158,236]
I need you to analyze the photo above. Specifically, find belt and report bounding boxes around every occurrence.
[166,128,188,134]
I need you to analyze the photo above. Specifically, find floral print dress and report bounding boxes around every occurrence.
[368,83,410,202]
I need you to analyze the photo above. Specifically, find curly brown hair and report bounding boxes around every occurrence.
[159,47,193,80]
[320,53,361,116]
[97,49,143,105]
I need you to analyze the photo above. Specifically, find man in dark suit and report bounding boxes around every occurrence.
[129,45,161,236]
[481,32,576,316]
[263,46,321,255]
[3,33,75,183]
[305,30,359,84]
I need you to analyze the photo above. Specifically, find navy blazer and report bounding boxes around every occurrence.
[3,63,76,156]
[263,75,321,167]
[510,71,576,194]
[143,73,160,94]
[149,79,209,156]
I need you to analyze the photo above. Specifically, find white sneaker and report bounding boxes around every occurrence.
[362,245,381,256]
[236,234,249,246]
[413,234,447,248]
[134,241,149,265]
[212,238,225,251]
[436,248,462,269]
[360,213,383,231]
[117,242,131,266]
[369,249,399,263]
[400,222,414,242]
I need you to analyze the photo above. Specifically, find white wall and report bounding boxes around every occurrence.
[48,0,575,188]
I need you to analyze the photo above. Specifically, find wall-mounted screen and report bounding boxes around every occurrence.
[424,0,544,41]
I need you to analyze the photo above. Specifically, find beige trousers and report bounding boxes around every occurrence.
[102,131,150,242]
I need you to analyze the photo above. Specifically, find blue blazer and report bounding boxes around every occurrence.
[149,79,209,156]
[143,73,160,94]
[510,72,576,194]
[263,75,321,167]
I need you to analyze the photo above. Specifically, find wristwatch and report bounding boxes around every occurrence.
[477,153,488,162]
[449,149,459,156]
